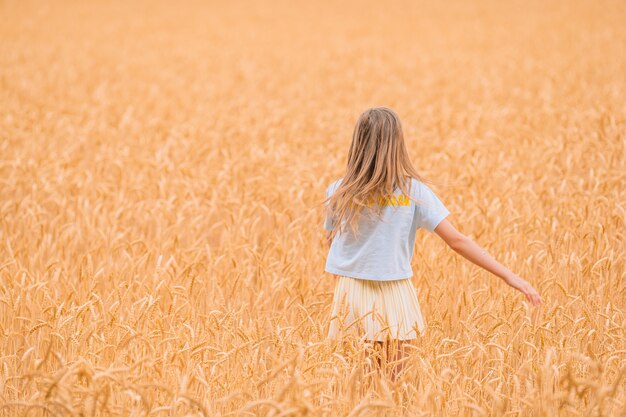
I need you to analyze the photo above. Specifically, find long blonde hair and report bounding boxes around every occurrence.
[325,107,428,239]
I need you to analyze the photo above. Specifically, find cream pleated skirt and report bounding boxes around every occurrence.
[327,275,427,342]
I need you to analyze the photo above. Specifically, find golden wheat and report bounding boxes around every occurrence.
[1,0,625,416]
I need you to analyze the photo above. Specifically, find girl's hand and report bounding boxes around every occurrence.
[505,275,543,307]
[433,220,544,308]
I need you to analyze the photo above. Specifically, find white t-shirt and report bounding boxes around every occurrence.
[324,177,450,281]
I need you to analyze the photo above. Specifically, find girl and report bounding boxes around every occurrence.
[323,107,543,381]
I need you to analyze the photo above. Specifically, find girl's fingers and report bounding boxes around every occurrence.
[526,291,542,306]
[520,284,543,306]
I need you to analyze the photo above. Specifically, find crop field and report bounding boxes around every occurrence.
[1,0,625,416]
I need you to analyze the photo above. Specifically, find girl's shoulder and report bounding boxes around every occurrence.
[407,177,435,197]
[326,177,343,196]
[407,176,422,192]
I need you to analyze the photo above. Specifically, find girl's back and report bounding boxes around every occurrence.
[324,176,449,281]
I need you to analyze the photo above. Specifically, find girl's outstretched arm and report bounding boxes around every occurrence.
[433,219,544,307]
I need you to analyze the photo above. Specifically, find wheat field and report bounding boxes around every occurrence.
[1,0,625,416]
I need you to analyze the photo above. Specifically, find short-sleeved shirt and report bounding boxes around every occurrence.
[324,177,450,281]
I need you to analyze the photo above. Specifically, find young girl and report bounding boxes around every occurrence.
[323,107,543,381]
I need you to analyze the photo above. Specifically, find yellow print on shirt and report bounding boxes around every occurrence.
[366,194,410,207]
